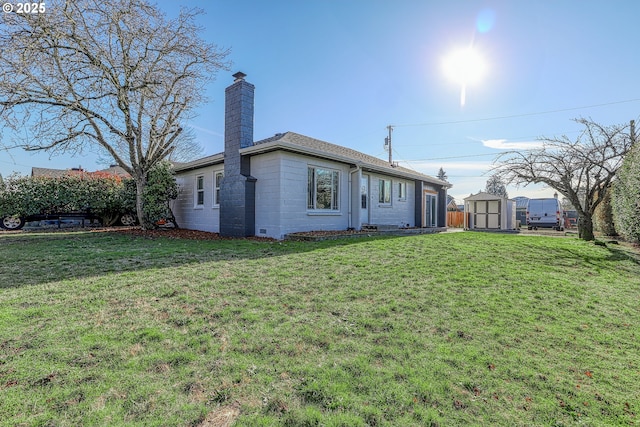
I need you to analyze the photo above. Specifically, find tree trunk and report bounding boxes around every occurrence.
[578,214,595,241]
[134,175,154,230]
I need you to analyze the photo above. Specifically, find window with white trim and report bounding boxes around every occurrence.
[195,175,204,207]
[213,171,223,206]
[379,178,391,204]
[398,181,407,201]
[308,166,339,210]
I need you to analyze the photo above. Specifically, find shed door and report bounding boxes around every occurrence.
[474,201,487,228]
[473,200,501,229]
[487,200,501,229]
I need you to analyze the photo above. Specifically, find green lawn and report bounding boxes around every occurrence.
[0,230,639,426]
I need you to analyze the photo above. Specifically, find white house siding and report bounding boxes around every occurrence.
[173,165,223,233]
[251,152,282,238]
[252,152,350,239]
[367,173,415,227]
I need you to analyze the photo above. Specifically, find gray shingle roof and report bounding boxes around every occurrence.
[31,167,73,178]
[174,131,451,187]
[96,165,131,178]
[249,132,450,186]
[172,153,224,172]
[31,166,131,178]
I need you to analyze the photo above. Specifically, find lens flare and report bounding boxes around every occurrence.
[476,9,496,33]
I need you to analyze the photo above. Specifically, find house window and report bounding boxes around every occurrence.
[379,178,391,204]
[195,175,204,207]
[308,166,339,210]
[213,171,223,206]
[398,182,407,201]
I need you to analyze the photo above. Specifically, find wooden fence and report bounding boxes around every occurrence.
[447,211,466,228]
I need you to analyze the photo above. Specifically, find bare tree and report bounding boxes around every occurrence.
[0,0,230,228]
[494,118,632,240]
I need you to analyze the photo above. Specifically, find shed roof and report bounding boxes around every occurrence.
[464,191,513,201]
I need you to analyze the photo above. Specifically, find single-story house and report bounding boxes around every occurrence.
[172,72,451,239]
[463,192,517,231]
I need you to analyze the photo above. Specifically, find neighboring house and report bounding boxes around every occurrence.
[446,196,465,228]
[31,165,131,178]
[463,192,517,231]
[172,72,451,240]
[513,196,529,227]
[447,195,459,211]
[32,167,81,178]
[94,165,131,178]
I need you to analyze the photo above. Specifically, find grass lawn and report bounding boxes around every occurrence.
[0,230,639,426]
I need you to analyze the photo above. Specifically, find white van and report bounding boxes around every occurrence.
[526,198,564,231]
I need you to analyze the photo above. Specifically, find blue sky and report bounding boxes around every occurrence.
[2,0,639,203]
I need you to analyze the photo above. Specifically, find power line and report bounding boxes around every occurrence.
[391,98,640,128]
[402,153,497,161]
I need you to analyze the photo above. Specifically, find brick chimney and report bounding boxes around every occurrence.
[219,72,256,237]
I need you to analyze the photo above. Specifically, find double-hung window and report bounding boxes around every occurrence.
[308,166,339,210]
[195,175,204,207]
[379,178,392,205]
[213,171,223,207]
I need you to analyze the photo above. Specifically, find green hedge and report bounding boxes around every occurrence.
[0,162,178,227]
[612,144,640,243]
[0,173,134,225]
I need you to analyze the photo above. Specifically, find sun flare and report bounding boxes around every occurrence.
[443,47,487,85]
[442,47,487,106]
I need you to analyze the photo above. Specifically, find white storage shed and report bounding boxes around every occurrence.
[464,192,517,231]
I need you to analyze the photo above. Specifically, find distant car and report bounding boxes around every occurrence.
[526,198,564,231]
[564,210,578,228]
[0,211,137,230]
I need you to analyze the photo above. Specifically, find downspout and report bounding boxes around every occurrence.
[348,164,361,229]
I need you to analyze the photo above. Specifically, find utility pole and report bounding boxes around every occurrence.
[385,125,394,165]
[631,119,636,145]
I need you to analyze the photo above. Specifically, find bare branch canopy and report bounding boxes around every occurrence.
[0,0,230,227]
[493,118,632,240]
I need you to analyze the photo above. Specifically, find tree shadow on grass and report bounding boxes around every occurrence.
[551,240,640,278]
[0,228,406,289]
[602,242,640,266]
[2,229,638,290]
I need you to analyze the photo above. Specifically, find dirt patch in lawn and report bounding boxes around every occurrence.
[197,402,241,427]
